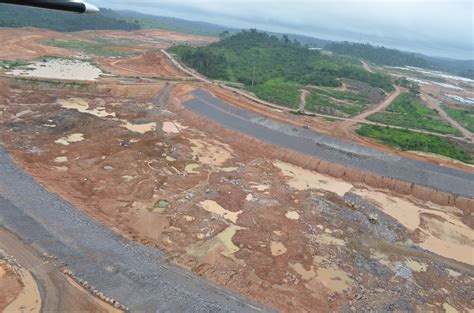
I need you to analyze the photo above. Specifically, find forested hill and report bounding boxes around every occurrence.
[326,42,430,68]
[326,42,474,79]
[169,30,393,93]
[0,4,140,31]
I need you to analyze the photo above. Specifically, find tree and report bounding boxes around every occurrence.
[219,31,230,40]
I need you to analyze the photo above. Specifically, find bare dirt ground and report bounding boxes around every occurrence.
[352,85,403,121]
[0,260,23,312]
[0,28,73,60]
[360,60,374,73]
[98,50,190,78]
[0,29,473,313]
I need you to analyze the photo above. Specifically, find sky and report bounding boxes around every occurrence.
[93,0,473,59]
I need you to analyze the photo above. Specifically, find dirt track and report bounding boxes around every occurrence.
[352,86,402,121]
[422,93,473,140]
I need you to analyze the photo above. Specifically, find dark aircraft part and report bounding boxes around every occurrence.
[0,0,99,13]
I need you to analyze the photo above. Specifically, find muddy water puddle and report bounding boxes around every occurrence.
[190,138,233,167]
[199,200,241,223]
[54,156,68,163]
[289,262,315,280]
[55,133,84,146]
[162,121,187,134]
[186,224,244,258]
[316,234,345,246]
[285,210,300,220]
[185,163,200,174]
[59,98,115,118]
[7,58,103,81]
[354,189,474,265]
[405,259,428,272]
[121,122,156,134]
[274,161,353,196]
[270,241,287,256]
[59,98,158,134]
[315,266,353,293]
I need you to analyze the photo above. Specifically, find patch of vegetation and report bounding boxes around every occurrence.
[304,86,370,117]
[46,38,137,57]
[252,78,300,107]
[326,42,430,68]
[305,92,366,117]
[169,30,394,95]
[311,87,369,104]
[356,125,472,163]
[442,105,474,133]
[12,77,89,90]
[458,69,474,80]
[0,60,28,69]
[367,93,462,136]
[0,5,140,32]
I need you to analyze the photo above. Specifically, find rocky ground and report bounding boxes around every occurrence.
[0,28,472,312]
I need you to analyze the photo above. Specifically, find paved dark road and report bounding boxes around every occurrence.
[0,147,270,313]
[185,89,474,199]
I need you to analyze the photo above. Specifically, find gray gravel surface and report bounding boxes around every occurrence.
[0,147,270,313]
[185,89,474,199]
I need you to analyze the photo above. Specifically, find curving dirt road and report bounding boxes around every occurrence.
[360,60,374,73]
[352,85,402,121]
[422,93,473,140]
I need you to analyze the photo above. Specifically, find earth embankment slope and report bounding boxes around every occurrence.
[184,89,474,210]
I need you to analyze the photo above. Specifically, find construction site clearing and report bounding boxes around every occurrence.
[0,28,473,313]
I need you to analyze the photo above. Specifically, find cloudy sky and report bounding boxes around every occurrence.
[93,0,473,59]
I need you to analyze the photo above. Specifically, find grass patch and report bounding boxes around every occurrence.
[305,92,367,117]
[311,87,369,104]
[0,60,28,69]
[367,93,462,136]
[11,77,89,90]
[252,78,300,108]
[356,125,471,163]
[442,105,474,133]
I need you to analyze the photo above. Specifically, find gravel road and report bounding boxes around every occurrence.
[185,89,474,199]
[0,147,270,313]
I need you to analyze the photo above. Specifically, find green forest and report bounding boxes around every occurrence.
[356,125,471,163]
[326,42,430,68]
[0,5,139,31]
[169,30,394,106]
[326,42,474,79]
